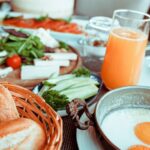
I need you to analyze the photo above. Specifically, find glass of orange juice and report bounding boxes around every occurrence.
[101,9,150,90]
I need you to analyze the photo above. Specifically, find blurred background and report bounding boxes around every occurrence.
[0,0,149,18]
[75,0,150,17]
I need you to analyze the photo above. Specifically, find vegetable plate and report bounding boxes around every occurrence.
[33,68,102,116]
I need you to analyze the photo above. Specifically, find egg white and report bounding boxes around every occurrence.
[101,108,150,149]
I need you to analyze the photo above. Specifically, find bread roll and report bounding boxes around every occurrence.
[0,118,46,150]
[0,85,19,122]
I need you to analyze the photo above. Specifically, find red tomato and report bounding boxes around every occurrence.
[6,55,21,69]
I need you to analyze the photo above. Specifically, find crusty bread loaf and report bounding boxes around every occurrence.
[0,118,46,150]
[0,85,19,122]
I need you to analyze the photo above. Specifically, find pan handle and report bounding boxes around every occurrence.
[66,98,95,130]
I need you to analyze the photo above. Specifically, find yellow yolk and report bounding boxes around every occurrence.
[128,145,150,150]
[134,122,150,145]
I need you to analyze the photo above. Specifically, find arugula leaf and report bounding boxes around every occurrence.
[0,34,44,64]
[59,41,69,51]
[8,35,25,41]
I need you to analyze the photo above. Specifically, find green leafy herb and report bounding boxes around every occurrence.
[42,90,69,110]
[0,34,44,64]
[35,15,49,21]
[4,15,23,20]
[59,41,69,51]
[52,17,72,23]
[73,67,91,77]
[65,17,72,23]
[43,81,56,88]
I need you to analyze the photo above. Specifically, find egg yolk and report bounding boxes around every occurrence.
[128,145,150,150]
[134,122,150,145]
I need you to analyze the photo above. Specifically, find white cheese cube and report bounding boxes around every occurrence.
[33,28,59,48]
[34,59,70,67]
[21,65,59,80]
[44,53,78,60]
[0,67,13,78]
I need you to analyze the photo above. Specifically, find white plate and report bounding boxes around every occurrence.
[138,56,150,86]
[76,104,104,150]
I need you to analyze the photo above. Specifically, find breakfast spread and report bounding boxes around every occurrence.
[0,84,46,149]
[0,3,149,150]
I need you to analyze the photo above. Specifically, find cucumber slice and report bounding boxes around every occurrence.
[51,77,96,91]
[60,84,98,101]
[46,74,75,84]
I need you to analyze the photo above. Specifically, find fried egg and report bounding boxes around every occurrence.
[128,145,150,150]
[101,108,150,149]
[134,122,150,145]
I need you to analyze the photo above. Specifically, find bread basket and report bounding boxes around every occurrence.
[0,82,63,150]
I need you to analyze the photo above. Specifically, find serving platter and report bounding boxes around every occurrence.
[0,45,82,89]
[0,11,87,36]
[0,27,82,89]
[33,73,102,116]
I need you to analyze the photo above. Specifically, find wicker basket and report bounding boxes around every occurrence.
[0,82,63,150]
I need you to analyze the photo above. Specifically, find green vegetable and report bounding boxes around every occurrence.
[71,80,99,88]
[52,17,72,23]
[39,72,99,110]
[51,77,98,91]
[0,34,44,64]
[4,15,23,20]
[73,67,91,77]
[43,81,56,87]
[42,90,69,110]
[59,41,69,51]
[46,74,75,84]
[35,15,49,21]
[60,84,98,101]
[38,85,50,96]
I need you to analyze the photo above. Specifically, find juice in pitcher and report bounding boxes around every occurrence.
[101,27,148,89]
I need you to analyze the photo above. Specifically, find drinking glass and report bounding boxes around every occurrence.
[101,9,150,90]
[79,16,112,71]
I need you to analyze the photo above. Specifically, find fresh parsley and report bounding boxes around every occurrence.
[42,90,69,110]
[73,67,91,77]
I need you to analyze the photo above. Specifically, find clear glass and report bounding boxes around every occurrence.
[101,9,150,90]
[79,17,112,47]
[79,16,112,71]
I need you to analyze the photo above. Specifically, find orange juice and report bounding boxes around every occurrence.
[101,27,148,89]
